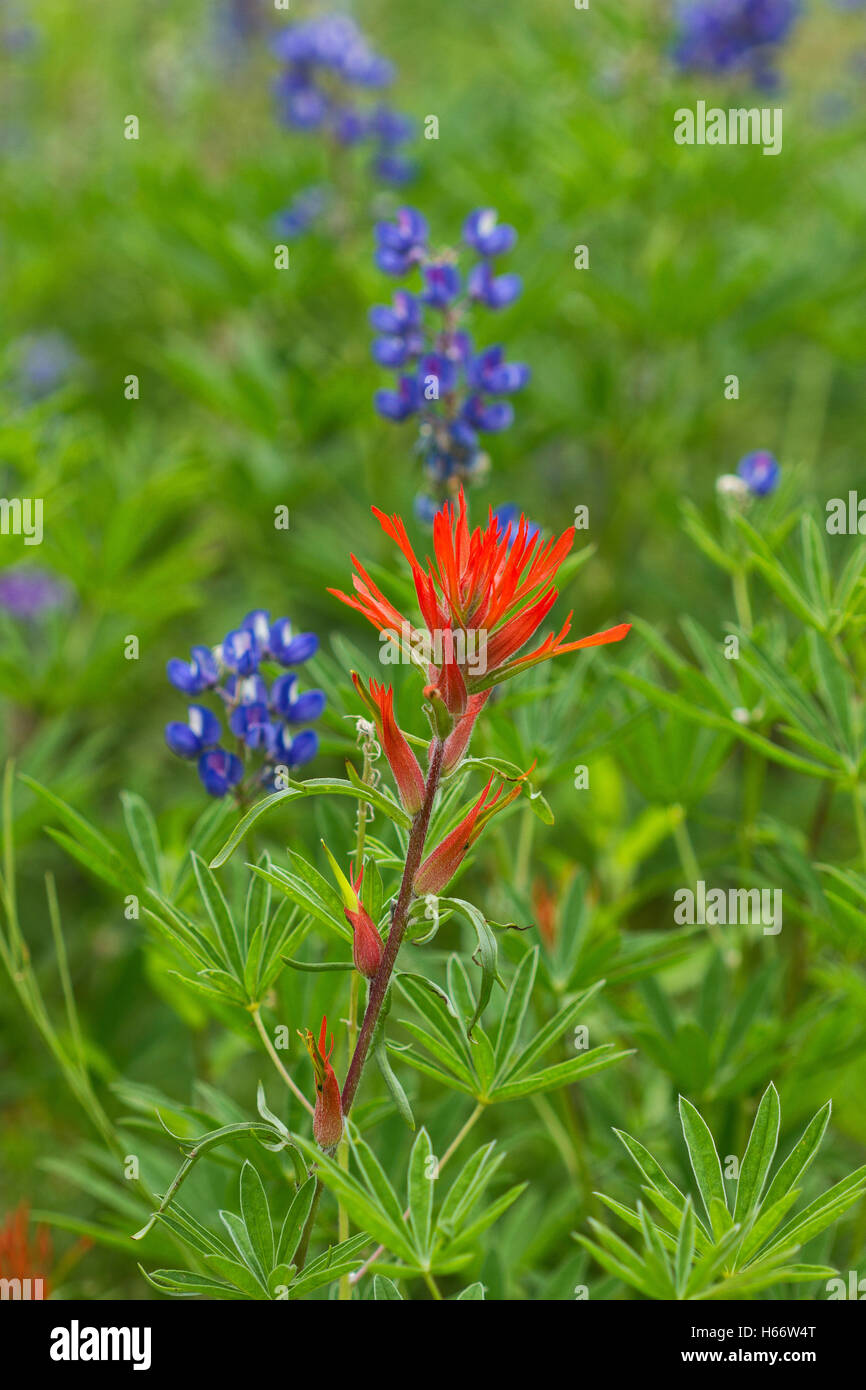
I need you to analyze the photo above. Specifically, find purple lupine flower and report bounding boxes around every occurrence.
[165,612,325,797]
[198,748,244,798]
[468,345,531,394]
[275,186,329,240]
[0,567,68,620]
[463,209,517,257]
[165,705,223,758]
[167,645,220,695]
[673,0,799,88]
[737,450,780,496]
[422,262,461,308]
[493,504,541,548]
[374,374,421,422]
[271,11,414,233]
[369,207,529,512]
[467,261,523,310]
[375,207,429,275]
[13,332,78,399]
[269,619,319,665]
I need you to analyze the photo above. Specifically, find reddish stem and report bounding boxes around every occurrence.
[341,737,445,1117]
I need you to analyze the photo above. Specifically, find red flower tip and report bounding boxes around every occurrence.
[299,1015,343,1149]
[352,672,426,815]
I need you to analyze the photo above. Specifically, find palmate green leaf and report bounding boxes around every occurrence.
[205,1253,267,1299]
[120,791,163,891]
[288,1233,369,1299]
[239,1161,274,1274]
[436,1142,501,1236]
[209,779,411,868]
[21,775,135,891]
[139,1266,240,1300]
[276,1180,316,1266]
[293,1134,416,1265]
[762,1163,866,1260]
[492,1045,630,1102]
[439,897,501,1035]
[679,1096,727,1224]
[578,1228,656,1300]
[675,1198,695,1297]
[616,669,836,780]
[251,860,351,944]
[502,979,606,1081]
[735,1187,802,1267]
[761,1100,831,1210]
[395,973,474,1078]
[492,945,538,1082]
[640,1186,711,1254]
[373,1275,403,1300]
[220,1208,266,1282]
[244,851,272,955]
[455,1282,486,1300]
[732,1082,780,1223]
[191,853,244,977]
[407,1129,435,1262]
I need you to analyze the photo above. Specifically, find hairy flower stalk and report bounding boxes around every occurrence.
[333,491,631,1120]
[340,736,445,1119]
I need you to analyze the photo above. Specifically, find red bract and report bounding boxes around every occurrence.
[0,1203,52,1295]
[345,862,384,979]
[330,489,630,718]
[300,1016,343,1149]
[415,769,528,895]
[352,673,425,813]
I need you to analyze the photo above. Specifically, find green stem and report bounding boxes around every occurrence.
[251,1005,315,1116]
[295,1175,324,1272]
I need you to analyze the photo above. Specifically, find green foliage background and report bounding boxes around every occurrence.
[1,0,865,1299]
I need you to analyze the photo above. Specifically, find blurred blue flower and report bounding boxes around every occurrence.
[0,567,68,620]
[271,12,414,209]
[737,449,780,496]
[493,504,542,548]
[198,749,244,798]
[370,208,529,511]
[673,0,799,88]
[275,186,329,240]
[165,612,325,797]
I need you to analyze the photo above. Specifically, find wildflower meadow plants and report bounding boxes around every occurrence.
[2,0,866,1324]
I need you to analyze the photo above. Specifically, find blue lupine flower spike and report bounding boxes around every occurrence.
[165,611,326,798]
[369,206,530,517]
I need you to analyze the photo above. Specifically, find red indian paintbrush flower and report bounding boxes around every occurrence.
[299,1016,343,1149]
[329,489,631,725]
[351,672,425,814]
[415,769,529,894]
[0,1203,52,1297]
[323,841,384,978]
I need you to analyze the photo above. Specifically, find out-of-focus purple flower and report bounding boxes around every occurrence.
[0,567,67,620]
[463,396,515,433]
[270,13,414,204]
[167,645,220,695]
[737,449,780,496]
[271,673,327,723]
[493,504,541,548]
[221,627,260,676]
[198,748,244,798]
[375,374,421,422]
[13,333,78,399]
[375,207,429,274]
[275,186,328,240]
[370,207,528,512]
[673,0,799,87]
[422,262,461,308]
[468,345,531,394]
[165,705,223,758]
[468,261,523,310]
[463,209,517,257]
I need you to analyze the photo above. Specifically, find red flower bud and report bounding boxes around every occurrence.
[322,844,384,979]
[414,767,529,895]
[345,863,384,979]
[352,672,425,814]
[299,1016,343,1150]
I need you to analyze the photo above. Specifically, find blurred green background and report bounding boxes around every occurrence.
[2,0,865,1298]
